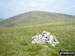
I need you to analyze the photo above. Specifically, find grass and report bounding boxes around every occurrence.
[0,22,75,56]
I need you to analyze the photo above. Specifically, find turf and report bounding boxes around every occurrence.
[0,22,75,56]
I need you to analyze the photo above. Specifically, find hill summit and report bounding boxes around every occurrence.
[0,11,75,28]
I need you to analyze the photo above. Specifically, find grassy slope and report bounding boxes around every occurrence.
[0,22,75,56]
[0,11,75,28]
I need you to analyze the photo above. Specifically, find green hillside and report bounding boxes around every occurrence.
[0,11,75,28]
[0,23,75,56]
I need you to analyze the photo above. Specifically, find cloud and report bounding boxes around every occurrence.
[0,0,55,11]
[0,0,75,19]
[6,0,55,12]
[18,0,55,8]
[72,5,75,8]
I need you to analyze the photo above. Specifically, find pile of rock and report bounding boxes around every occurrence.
[32,31,59,47]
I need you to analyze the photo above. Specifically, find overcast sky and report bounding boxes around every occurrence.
[0,0,75,19]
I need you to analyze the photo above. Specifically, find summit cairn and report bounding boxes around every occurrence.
[32,31,59,47]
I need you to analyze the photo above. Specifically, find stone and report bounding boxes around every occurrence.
[32,31,59,47]
[48,35,59,47]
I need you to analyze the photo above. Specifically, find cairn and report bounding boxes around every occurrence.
[32,31,59,47]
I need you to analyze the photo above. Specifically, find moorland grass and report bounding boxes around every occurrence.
[0,23,75,56]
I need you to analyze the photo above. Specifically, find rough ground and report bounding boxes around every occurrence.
[0,22,75,56]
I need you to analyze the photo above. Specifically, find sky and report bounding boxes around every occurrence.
[0,0,75,19]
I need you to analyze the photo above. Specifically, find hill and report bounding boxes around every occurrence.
[0,11,75,28]
[0,23,75,56]
[0,18,3,21]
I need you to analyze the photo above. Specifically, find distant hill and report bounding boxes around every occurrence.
[0,18,3,21]
[0,11,75,28]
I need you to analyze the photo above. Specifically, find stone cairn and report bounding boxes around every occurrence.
[32,31,59,47]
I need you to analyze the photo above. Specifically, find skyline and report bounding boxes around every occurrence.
[0,0,75,19]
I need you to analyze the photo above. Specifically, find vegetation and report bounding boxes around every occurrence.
[0,11,75,28]
[0,11,75,56]
[0,22,75,56]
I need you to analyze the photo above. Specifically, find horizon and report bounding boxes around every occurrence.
[0,0,75,19]
[1,11,75,19]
